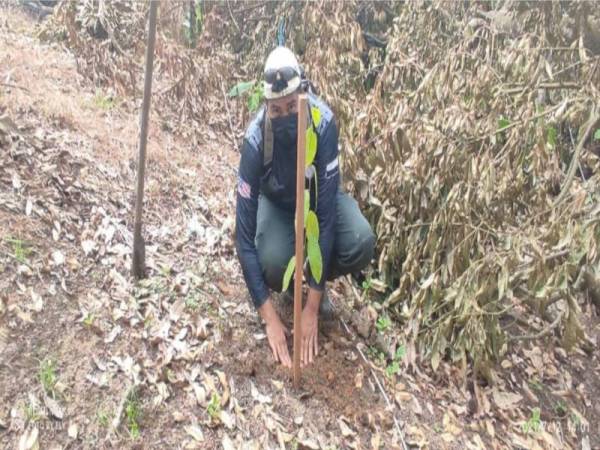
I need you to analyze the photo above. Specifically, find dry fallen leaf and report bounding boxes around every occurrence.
[67,422,78,439]
[18,427,39,450]
[185,424,204,441]
[338,417,356,437]
[222,434,235,450]
[220,410,235,430]
[44,396,64,420]
[492,389,523,410]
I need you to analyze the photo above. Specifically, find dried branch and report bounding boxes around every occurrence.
[553,106,599,207]
[508,311,563,342]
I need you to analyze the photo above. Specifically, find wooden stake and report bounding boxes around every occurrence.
[132,0,158,279]
[293,94,308,388]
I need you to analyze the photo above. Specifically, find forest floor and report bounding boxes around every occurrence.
[1,8,599,450]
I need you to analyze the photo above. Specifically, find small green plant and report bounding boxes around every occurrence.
[39,359,57,397]
[185,293,200,311]
[159,264,172,278]
[247,82,264,113]
[594,128,600,141]
[554,400,568,417]
[361,276,373,298]
[24,401,41,422]
[522,407,542,434]
[386,361,400,377]
[228,80,265,113]
[6,237,31,264]
[497,117,511,131]
[83,313,95,327]
[529,379,544,392]
[366,346,386,367]
[183,0,204,47]
[385,345,406,378]
[546,126,558,150]
[93,90,115,110]
[125,394,141,439]
[375,315,391,333]
[207,392,221,420]
[97,409,110,427]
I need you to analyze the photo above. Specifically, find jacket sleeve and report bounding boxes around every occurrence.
[235,139,269,309]
[309,117,339,291]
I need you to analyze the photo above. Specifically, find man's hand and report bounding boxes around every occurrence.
[258,298,291,368]
[301,288,322,367]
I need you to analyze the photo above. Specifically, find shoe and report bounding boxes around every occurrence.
[319,289,335,321]
[280,288,335,321]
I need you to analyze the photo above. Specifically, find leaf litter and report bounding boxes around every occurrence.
[1,2,599,450]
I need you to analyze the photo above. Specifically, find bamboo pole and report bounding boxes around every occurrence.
[293,94,308,388]
[132,0,158,279]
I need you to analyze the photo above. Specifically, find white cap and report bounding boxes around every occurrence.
[263,46,301,100]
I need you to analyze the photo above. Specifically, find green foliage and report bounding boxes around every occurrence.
[497,117,510,131]
[185,292,200,310]
[280,125,323,290]
[554,400,568,417]
[385,345,406,377]
[24,401,41,422]
[306,127,317,166]
[125,394,141,439]
[97,409,110,427]
[228,80,264,112]
[83,313,95,327]
[395,345,406,360]
[367,346,386,366]
[306,211,320,240]
[547,126,557,149]
[307,237,323,283]
[93,90,115,110]
[522,407,542,434]
[303,189,309,226]
[385,361,400,377]
[282,256,296,292]
[247,82,265,112]
[39,359,58,397]
[5,237,31,264]
[375,315,391,333]
[228,81,255,97]
[183,0,204,47]
[207,392,221,420]
[594,128,600,141]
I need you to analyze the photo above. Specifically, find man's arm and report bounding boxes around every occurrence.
[235,139,269,308]
[235,138,292,367]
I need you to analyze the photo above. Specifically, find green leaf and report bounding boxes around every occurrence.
[395,345,406,361]
[303,189,309,226]
[282,256,296,292]
[247,83,264,112]
[497,117,510,131]
[306,237,322,283]
[594,128,600,141]
[547,126,557,149]
[306,127,317,167]
[385,361,400,377]
[228,81,255,97]
[306,210,319,241]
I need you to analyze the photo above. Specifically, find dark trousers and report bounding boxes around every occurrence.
[255,191,376,292]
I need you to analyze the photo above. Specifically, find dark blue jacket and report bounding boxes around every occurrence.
[235,94,340,309]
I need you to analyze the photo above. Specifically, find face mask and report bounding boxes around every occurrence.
[271,113,298,149]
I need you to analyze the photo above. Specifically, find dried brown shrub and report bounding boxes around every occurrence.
[45,0,600,375]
